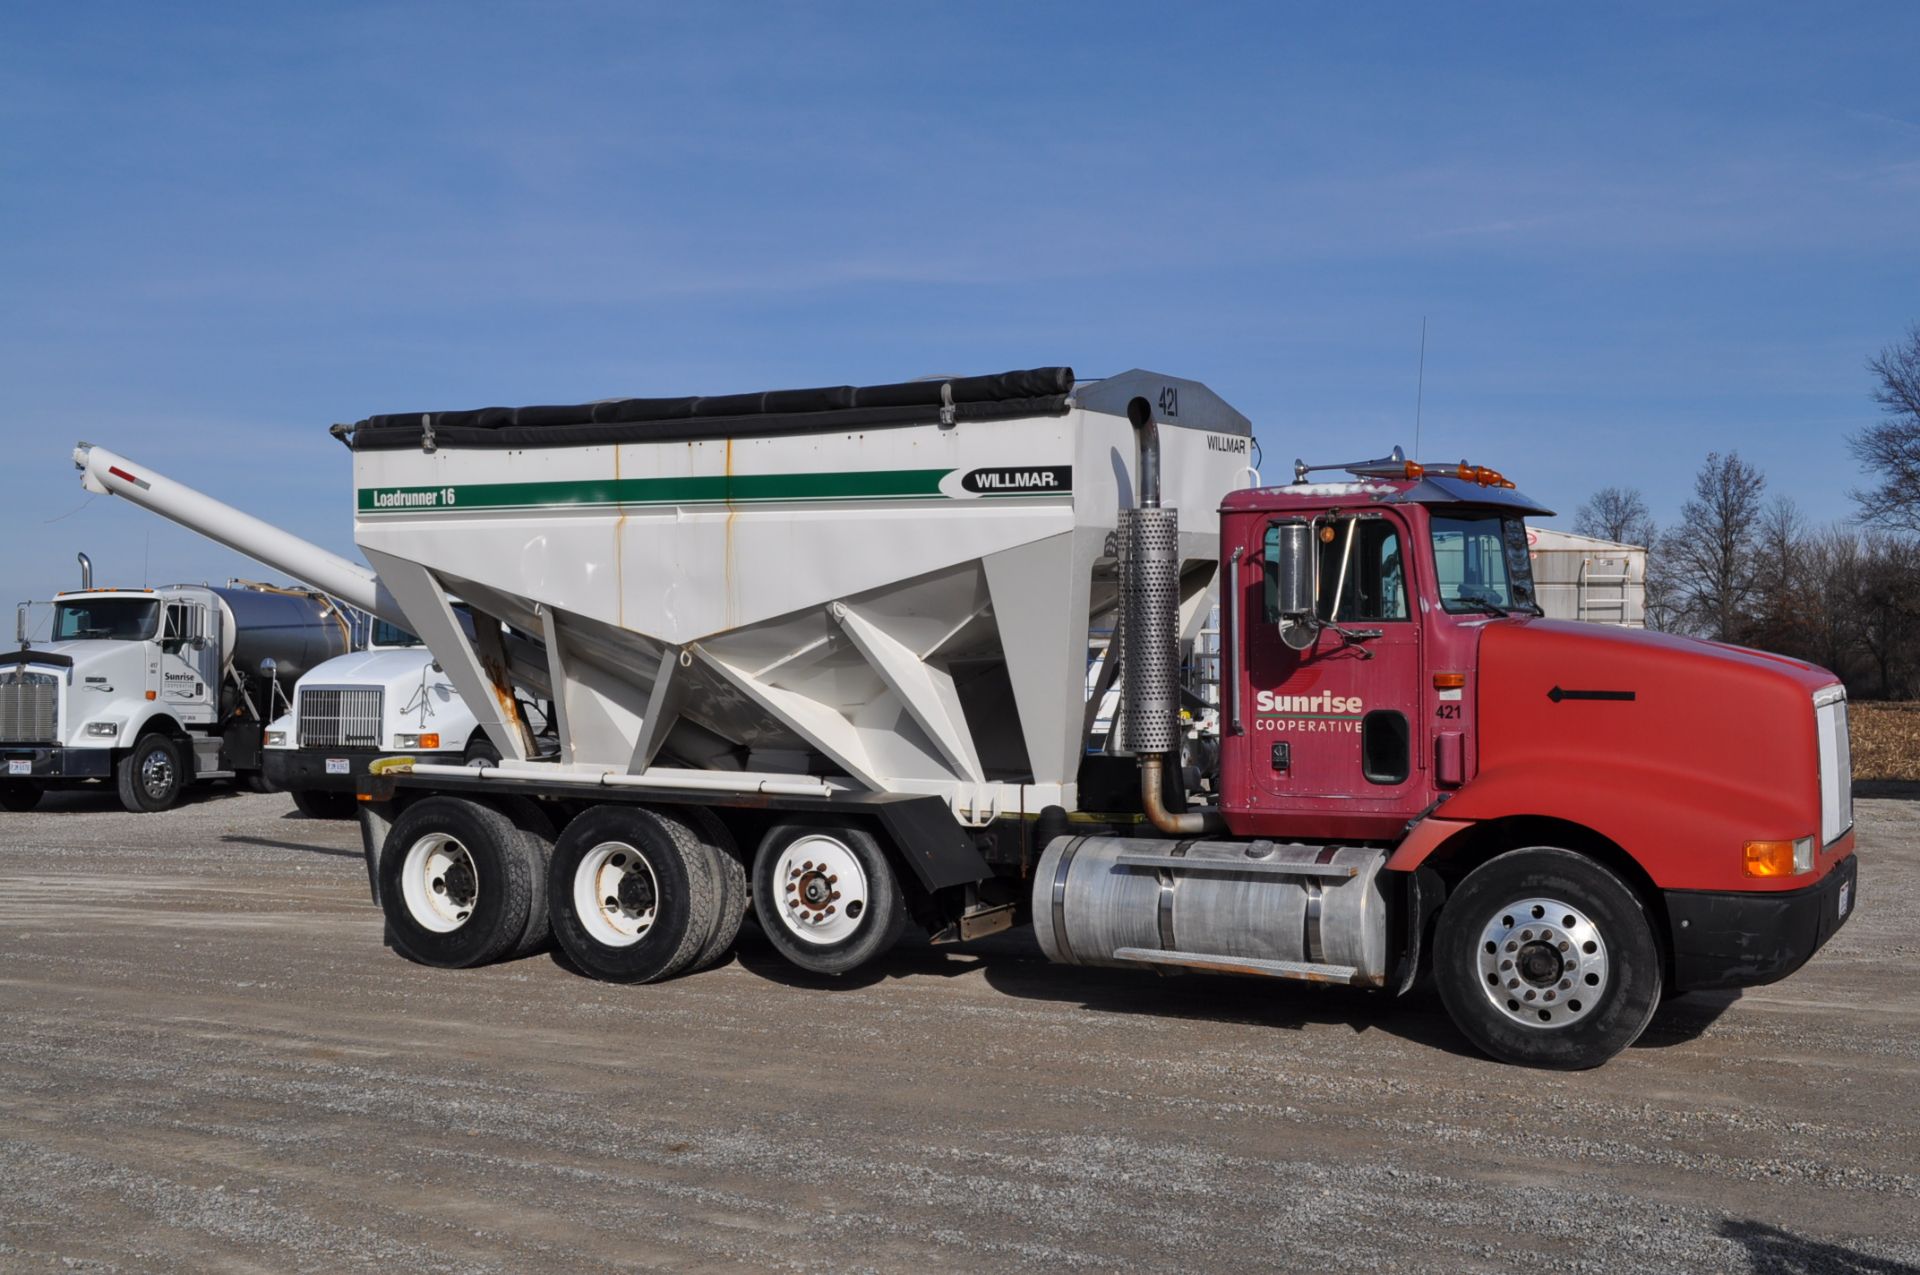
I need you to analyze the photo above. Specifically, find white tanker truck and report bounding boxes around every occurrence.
[3,556,359,812]
[76,365,1859,1068]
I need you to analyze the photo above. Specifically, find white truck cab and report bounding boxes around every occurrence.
[3,570,353,812]
[262,614,498,819]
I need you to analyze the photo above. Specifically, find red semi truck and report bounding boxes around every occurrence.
[81,371,1858,1069]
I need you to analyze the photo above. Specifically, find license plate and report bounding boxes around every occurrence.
[1838,881,1852,920]
[6,759,28,776]
[325,758,349,776]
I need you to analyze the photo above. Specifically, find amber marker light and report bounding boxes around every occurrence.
[1403,461,1426,479]
[1743,838,1814,877]
[144,690,156,701]
[1433,673,1467,690]
[419,733,440,750]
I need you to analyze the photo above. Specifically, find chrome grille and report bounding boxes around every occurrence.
[0,670,58,743]
[298,688,383,749]
[1815,688,1853,846]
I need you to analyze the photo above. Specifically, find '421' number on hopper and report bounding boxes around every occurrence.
[1158,386,1180,418]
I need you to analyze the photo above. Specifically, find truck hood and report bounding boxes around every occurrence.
[12,640,149,687]
[1455,617,1844,891]
[296,648,436,692]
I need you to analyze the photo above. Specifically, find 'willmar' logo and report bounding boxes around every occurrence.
[1256,690,1363,715]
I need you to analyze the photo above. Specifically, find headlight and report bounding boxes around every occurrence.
[265,730,287,746]
[85,721,119,738]
[395,733,440,750]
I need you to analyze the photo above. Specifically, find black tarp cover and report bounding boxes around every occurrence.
[347,367,1075,450]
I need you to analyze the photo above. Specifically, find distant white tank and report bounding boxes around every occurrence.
[344,368,1254,815]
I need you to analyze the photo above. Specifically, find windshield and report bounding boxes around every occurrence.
[52,598,160,641]
[1430,513,1539,615]
[371,619,422,647]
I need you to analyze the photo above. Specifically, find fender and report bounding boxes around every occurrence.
[1387,757,1825,894]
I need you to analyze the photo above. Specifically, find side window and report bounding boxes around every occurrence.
[161,603,186,651]
[1317,518,1408,623]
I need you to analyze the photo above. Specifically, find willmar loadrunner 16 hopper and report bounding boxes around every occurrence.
[78,366,1859,1067]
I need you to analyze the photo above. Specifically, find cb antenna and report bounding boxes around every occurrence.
[1414,315,1428,458]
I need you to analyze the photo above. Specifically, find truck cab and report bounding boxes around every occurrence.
[6,586,244,811]
[261,609,540,818]
[1172,452,1858,1062]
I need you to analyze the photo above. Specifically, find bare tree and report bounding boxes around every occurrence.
[1857,532,1920,697]
[1665,451,1768,641]
[1853,324,1920,534]
[1573,486,1657,548]
[1747,496,1809,653]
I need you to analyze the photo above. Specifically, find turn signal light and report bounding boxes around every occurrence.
[1744,837,1815,877]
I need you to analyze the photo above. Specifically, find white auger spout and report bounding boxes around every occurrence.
[75,443,386,618]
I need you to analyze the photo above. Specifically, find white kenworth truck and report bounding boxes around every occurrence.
[3,556,356,812]
[262,612,502,821]
[77,365,1858,1069]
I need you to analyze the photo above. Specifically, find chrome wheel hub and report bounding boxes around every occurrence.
[1476,897,1610,1030]
[140,750,174,799]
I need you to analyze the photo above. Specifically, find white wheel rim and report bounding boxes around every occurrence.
[1476,896,1611,1030]
[771,834,869,946]
[400,832,478,933]
[575,841,658,948]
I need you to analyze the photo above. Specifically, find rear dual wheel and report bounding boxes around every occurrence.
[548,805,747,984]
[1433,847,1661,1070]
[378,796,547,968]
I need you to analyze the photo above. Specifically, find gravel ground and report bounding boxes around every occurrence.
[0,788,1915,1274]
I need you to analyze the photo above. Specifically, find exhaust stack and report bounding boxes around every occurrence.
[76,552,92,591]
[1120,398,1222,836]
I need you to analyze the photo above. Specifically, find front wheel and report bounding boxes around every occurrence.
[751,824,906,976]
[0,780,42,812]
[116,734,186,813]
[1434,847,1661,1069]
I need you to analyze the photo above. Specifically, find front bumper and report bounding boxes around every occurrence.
[0,745,113,781]
[265,748,449,792]
[1664,853,1858,992]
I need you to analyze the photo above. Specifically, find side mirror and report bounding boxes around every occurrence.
[1270,521,1319,650]
[258,656,278,680]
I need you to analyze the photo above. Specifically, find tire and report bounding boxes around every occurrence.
[377,796,534,969]
[548,805,719,984]
[491,796,556,960]
[245,771,277,794]
[290,788,358,821]
[751,823,906,976]
[116,733,186,813]
[656,806,748,972]
[463,736,501,768]
[0,781,42,812]
[1434,847,1662,1069]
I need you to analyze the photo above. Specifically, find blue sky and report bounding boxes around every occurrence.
[3,2,1915,613]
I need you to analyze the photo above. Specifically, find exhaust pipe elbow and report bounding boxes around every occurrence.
[1140,754,1224,836]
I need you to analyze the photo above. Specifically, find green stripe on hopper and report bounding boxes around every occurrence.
[358,469,963,513]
